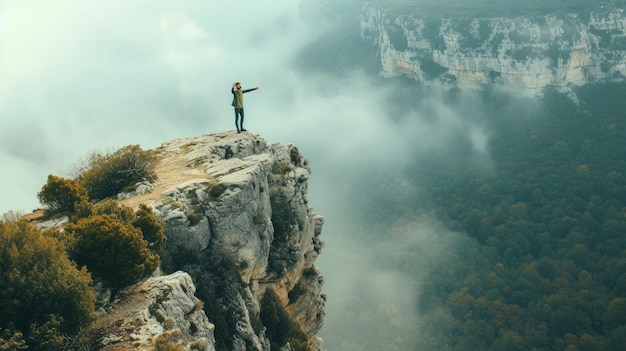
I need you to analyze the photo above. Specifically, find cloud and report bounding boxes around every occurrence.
[0,1,306,213]
[0,0,499,215]
[0,2,519,350]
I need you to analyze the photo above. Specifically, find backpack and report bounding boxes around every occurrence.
[231,95,236,107]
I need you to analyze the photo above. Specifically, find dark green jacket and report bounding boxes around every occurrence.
[231,87,256,108]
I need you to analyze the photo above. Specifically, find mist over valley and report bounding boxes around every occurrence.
[297,1,626,350]
[1,1,626,350]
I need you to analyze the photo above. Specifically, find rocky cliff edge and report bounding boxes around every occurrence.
[94,131,325,351]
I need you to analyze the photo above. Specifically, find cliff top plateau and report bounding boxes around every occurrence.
[30,130,325,351]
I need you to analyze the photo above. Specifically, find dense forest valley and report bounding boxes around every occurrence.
[320,82,626,351]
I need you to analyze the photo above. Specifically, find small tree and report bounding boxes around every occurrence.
[66,213,159,288]
[37,174,88,214]
[93,199,136,223]
[260,288,310,351]
[89,200,166,252]
[78,145,157,200]
[0,328,27,350]
[133,204,167,251]
[0,220,95,351]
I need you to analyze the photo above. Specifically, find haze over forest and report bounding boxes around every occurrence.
[304,1,626,350]
[2,1,626,350]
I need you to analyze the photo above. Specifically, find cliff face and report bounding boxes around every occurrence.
[360,2,626,99]
[110,131,325,351]
[93,271,216,351]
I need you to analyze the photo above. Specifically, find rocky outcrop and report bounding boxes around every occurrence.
[93,271,215,351]
[114,131,325,351]
[360,2,626,99]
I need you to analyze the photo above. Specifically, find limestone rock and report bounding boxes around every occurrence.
[359,3,626,99]
[118,131,325,351]
[93,271,215,351]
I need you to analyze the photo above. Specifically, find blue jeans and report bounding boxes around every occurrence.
[234,108,244,132]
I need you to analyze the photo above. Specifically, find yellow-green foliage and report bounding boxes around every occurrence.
[272,162,292,175]
[37,174,88,214]
[162,318,176,331]
[78,145,157,200]
[0,328,27,350]
[154,330,186,351]
[0,220,96,351]
[62,200,165,288]
[260,288,310,351]
[162,198,184,211]
[92,198,136,222]
[83,200,166,253]
[73,200,96,219]
[133,204,167,251]
[185,210,204,227]
[65,213,159,288]
[207,182,226,199]
[190,338,210,351]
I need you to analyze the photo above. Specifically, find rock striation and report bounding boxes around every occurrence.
[360,2,626,99]
[93,271,215,351]
[109,131,325,351]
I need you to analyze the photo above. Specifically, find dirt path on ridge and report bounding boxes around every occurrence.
[119,146,211,210]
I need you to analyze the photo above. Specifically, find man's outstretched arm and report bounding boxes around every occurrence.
[242,86,260,93]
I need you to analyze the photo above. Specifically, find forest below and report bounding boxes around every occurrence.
[322,83,626,351]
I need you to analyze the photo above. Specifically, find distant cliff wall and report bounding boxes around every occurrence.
[360,3,626,98]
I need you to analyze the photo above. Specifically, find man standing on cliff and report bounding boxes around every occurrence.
[231,82,260,133]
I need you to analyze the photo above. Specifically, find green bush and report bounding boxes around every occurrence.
[92,198,136,222]
[73,199,96,220]
[78,145,157,200]
[207,182,226,199]
[85,200,168,270]
[185,210,204,227]
[65,213,159,288]
[272,162,292,175]
[190,338,210,351]
[77,199,166,253]
[154,330,186,351]
[260,288,310,351]
[133,203,167,251]
[0,328,27,350]
[37,174,88,214]
[0,220,96,351]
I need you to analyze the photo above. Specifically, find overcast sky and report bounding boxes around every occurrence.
[0,0,446,215]
[1,2,500,349]
[0,1,293,213]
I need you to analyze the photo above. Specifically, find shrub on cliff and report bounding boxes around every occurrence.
[85,199,166,252]
[37,174,88,214]
[260,288,310,351]
[67,198,166,257]
[65,213,159,288]
[76,145,157,200]
[132,203,167,251]
[0,219,96,351]
[89,198,136,221]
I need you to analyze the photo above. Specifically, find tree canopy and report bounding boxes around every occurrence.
[0,219,95,351]
[321,83,626,351]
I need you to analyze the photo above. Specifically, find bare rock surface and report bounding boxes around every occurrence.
[92,271,215,351]
[111,131,325,351]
